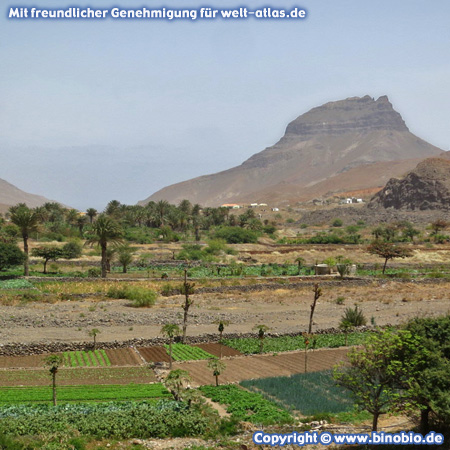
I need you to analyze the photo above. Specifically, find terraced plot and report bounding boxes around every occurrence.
[173,347,349,386]
[0,383,170,404]
[105,348,143,366]
[193,343,242,358]
[63,350,110,367]
[0,367,156,386]
[138,346,171,363]
[0,354,47,369]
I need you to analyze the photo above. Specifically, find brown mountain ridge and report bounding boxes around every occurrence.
[0,178,54,213]
[140,95,444,206]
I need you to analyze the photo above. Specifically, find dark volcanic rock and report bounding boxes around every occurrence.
[369,157,450,211]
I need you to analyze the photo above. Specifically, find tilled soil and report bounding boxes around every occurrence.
[173,347,350,386]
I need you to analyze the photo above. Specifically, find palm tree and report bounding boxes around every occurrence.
[207,359,226,386]
[161,323,181,369]
[86,215,123,278]
[155,200,170,226]
[253,324,270,354]
[86,208,97,224]
[164,369,191,402]
[9,205,39,276]
[214,319,230,359]
[88,328,100,349]
[116,245,134,273]
[44,354,63,406]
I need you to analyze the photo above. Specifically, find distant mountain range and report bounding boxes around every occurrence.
[140,95,444,206]
[0,178,53,212]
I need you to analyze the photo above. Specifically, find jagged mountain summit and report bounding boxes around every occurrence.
[0,178,53,212]
[140,95,443,206]
[369,155,450,211]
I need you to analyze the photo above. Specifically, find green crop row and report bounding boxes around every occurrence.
[0,279,35,290]
[164,344,215,361]
[200,385,293,425]
[224,332,371,355]
[62,350,111,367]
[0,383,170,404]
[241,370,353,415]
[0,400,211,439]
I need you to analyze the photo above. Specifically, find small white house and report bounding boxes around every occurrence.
[250,203,258,208]
[272,207,279,212]
[346,198,352,204]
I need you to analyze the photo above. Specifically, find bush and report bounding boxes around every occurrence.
[0,243,26,271]
[213,227,259,244]
[332,218,343,227]
[106,285,157,307]
[340,305,367,327]
[87,267,101,278]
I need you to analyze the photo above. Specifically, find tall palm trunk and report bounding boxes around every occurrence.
[23,234,29,276]
[101,243,108,278]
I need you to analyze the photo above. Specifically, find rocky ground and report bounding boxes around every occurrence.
[1,279,449,345]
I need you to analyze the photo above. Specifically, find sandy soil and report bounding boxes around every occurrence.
[1,279,449,345]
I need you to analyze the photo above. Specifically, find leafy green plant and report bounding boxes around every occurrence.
[241,371,353,415]
[164,343,215,361]
[200,385,292,425]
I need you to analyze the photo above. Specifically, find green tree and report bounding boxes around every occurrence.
[0,243,26,271]
[334,329,420,431]
[88,328,100,349]
[31,246,63,274]
[207,359,227,386]
[86,215,123,278]
[44,354,63,406]
[86,208,97,224]
[161,323,181,369]
[164,369,191,402]
[32,242,82,274]
[366,241,412,274]
[253,324,269,354]
[9,205,39,276]
[116,245,135,273]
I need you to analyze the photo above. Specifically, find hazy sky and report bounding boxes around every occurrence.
[1,0,450,210]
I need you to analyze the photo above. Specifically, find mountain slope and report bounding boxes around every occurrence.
[140,95,443,206]
[0,178,54,209]
[369,154,450,210]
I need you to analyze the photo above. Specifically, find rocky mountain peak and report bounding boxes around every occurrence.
[284,95,408,139]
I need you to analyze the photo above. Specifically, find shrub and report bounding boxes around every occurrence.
[340,305,367,327]
[106,285,157,307]
[87,267,101,278]
[213,227,259,244]
[0,243,26,271]
[332,218,343,227]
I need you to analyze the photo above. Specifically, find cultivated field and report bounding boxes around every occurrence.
[173,347,350,385]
